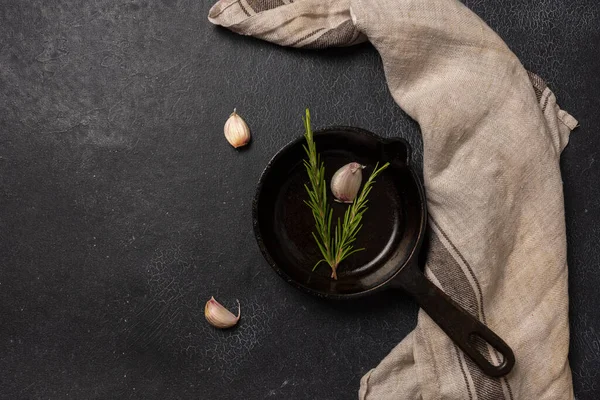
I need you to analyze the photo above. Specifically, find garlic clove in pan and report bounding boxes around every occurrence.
[331,162,365,203]
[204,296,241,329]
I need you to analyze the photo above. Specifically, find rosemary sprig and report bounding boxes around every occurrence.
[302,109,389,279]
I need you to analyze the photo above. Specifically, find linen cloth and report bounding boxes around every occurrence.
[208,0,578,398]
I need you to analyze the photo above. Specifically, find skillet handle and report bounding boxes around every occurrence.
[397,265,515,377]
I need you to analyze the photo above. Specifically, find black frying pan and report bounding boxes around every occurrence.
[252,126,515,377]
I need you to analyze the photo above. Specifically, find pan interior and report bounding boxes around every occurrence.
[254,128,424,297]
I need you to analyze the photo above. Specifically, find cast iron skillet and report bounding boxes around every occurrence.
[252,126,515,377]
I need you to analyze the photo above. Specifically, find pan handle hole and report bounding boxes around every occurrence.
[468,333,504,366]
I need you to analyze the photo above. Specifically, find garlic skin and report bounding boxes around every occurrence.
[331,162,365,203]
[205,296,241,329]
[224,109,251,148]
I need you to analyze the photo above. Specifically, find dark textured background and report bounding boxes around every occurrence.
[0,0,598,399]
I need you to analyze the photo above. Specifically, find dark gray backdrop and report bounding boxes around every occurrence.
[1,0,599,399]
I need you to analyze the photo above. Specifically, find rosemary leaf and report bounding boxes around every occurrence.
[302,108,390,279]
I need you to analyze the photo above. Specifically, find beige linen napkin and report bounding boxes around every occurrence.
[209,0,578,398]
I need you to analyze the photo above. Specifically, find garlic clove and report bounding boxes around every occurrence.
[205,296,241,329]
[224,109,251,148]
[331,162,365,203]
